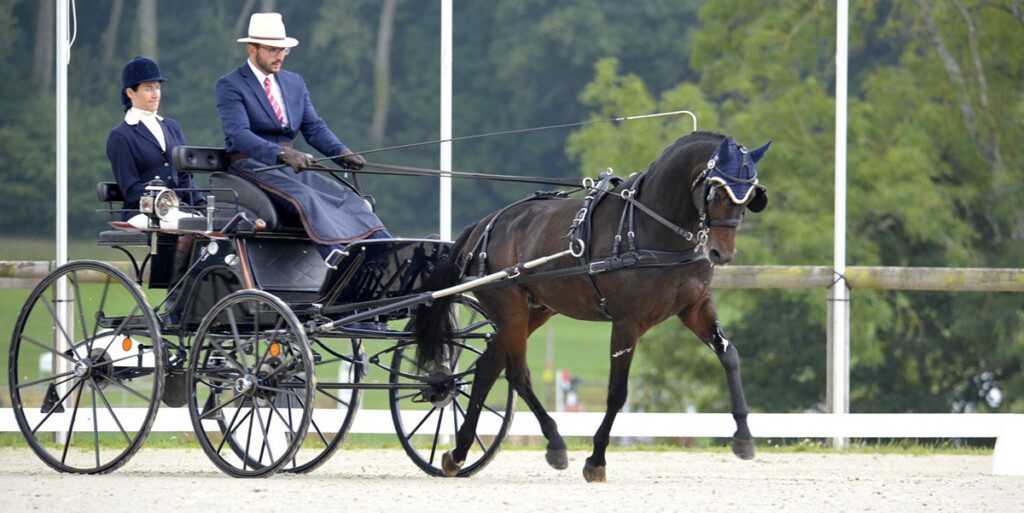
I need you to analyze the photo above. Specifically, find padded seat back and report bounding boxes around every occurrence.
[209,172,282,230]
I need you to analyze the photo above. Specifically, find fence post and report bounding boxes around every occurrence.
[826,282,850,449]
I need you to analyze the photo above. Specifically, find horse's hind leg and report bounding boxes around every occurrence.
[679,296,755,460]
[505,308,568,470]
[583,322,640,483]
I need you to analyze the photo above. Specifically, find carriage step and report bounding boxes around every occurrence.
[162,371,188,408]
[40,383,65,414]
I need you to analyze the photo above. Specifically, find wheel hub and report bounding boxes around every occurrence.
[73,360,89,377]
[234,375,255,395]
[423,367,460,408]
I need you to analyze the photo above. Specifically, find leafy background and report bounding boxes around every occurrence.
[0,0,1021,415]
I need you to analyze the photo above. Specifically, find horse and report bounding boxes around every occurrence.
[414,131,771,482]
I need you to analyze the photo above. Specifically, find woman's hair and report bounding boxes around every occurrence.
[121,85,139,112]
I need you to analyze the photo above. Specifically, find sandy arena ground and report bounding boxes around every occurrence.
[0,448,1021,513]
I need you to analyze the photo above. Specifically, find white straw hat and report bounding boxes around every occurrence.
[237,13,299,48]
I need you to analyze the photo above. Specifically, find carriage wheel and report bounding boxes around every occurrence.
[279,337,363,474]
[186,290,314,478]
[8,260,163,474]
[388,295,516,477]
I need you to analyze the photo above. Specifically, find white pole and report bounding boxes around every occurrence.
[54,0,71,444]
[830,0,850,449]
[439,0,453,241]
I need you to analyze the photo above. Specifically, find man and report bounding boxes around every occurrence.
[216,12,389,260]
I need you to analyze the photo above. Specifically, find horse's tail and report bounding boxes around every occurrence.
[414,223,477,368]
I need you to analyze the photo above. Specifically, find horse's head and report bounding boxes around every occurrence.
[692,138,771,265]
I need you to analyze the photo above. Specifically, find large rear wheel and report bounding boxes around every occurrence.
[8,260,163,474]
[186,290,314,478]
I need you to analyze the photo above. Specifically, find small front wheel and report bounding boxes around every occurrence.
[187,290,314,478]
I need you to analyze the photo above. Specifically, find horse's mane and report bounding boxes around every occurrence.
[645,130,726,179]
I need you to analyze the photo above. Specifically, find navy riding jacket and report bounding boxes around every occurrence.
[106,116,196,219]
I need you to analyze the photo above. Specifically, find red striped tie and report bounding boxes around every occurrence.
[264,76,285,125]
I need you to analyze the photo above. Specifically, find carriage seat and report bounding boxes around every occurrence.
[171,146,304,234]
[96,182,149,246]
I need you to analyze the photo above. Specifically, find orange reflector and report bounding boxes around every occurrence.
[269,342,281,358]
[122,336,133,352]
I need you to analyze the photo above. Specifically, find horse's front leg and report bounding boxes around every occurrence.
[679,295,755,459]
[583,322,640,483]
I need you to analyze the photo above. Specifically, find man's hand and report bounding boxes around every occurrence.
[334,148,366,170]
[278,147,315,172]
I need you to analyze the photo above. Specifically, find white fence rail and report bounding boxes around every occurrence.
[1,408,1021,475]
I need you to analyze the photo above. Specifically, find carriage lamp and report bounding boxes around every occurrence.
[140,179,182,224]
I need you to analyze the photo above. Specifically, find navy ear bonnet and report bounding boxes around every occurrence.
[705,138,771,212]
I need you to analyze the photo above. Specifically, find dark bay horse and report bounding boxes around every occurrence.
[415,131,771,482]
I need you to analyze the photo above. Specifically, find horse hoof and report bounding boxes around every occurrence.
[545,448,569,470]
[582,461,606,483]
[732,436,756,460]
[441,451,464,477]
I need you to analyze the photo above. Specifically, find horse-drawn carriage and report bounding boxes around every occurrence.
[9,130,770,481]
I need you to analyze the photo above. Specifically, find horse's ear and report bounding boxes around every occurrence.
[749,140,772,163]
[714,138,732,165]
[747,187,768,213]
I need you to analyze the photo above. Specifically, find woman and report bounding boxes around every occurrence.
[106,56,196,219]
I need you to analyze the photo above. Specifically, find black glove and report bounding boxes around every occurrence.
[334,149,366,170]
[278,147,314,173]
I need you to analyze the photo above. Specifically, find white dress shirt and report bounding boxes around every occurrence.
[124,107,166,151]
[247,58,288,126]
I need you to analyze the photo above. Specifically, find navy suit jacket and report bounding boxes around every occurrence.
[106,116,195,219]
[215,62,348,164]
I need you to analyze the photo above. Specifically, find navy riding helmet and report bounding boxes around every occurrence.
[120,56,166,110]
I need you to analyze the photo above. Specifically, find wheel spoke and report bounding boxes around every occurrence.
[95,373,151,403]
[204,336,246,373]
[90,382,100,467]
[97,275,112,324]
[31,379,82,435]
[19,333,78,367]
[199,392,245,421]
[68,273,96,354]
[458,389,505,419]
[60,382,86,465]
[393,390,422,401]
[102,346,156,367]
[268,401,297,440]
[404,407,437,440]
[92,377,132,444]
[428,407,445,465]
[243,404,256,471]
[100,304,142,356]
[216,406,252,456]
[296,394,329,446]
[253,406,275,464]
[16,369,77,390]
[40,290,76,351]
[454,399,487,453]
[315,386,351,409]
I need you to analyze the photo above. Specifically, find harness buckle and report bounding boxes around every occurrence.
[582,177,595,189]
[569,238,585,258]
[621,188,635,199]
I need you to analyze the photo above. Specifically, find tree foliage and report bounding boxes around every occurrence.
[0,0,1020,415]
